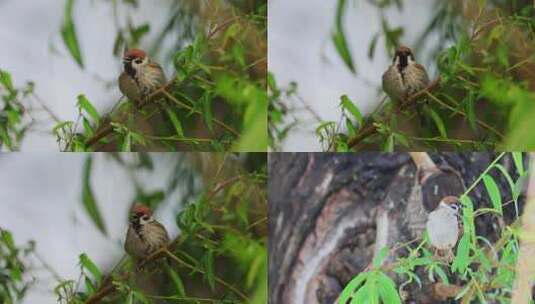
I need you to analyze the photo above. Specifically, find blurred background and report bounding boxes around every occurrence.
[0,152,267,303]
[269,0,440,151]
[0,1,173,150]
[269,0,535,151]
[0,0,267,151]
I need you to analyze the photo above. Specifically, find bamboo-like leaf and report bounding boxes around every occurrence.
[121,133,132,152]
[165,108,185,137]
[452,234,470,274]
[61,0,84,68]
[167,268,186,297]
[482,175,502,215]
[340,95,363,125]
[512,152,524,175]
[339,272,368,303]
[79,253,102,284]
[332,0,355,73]
[377,272,401,304]
[0,69,14,92]
[202,93,214,133]
[82,156,107,235]
[77,95,100,124]
[426,107,447,138]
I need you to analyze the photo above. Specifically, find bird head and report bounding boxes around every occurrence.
[123,49,149,76]
[439,196,460,214]
[393,45,415,69]
[130,203,154,225]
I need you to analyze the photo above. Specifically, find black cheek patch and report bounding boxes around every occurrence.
[124,63,136,78]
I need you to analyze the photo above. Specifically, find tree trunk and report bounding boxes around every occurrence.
[268,153,524,304]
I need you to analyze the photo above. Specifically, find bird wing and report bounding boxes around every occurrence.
[413,63,430,85]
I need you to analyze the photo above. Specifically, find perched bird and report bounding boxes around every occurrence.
[124,204,170,261]
[382,46,430,103]
[426,196,461,261]
[119,49,166,107]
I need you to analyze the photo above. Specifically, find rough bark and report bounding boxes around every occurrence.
[269,153,524,304]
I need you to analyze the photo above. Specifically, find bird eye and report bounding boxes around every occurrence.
[142,215,149,220]
[134,59,143,64]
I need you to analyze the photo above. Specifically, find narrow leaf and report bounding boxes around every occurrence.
[202,93,214,132]
[332,0,355,73]
[61,0,84,68]
[165,108,184,137]
[512,152,524,175]
[79,253,102,284]
[167,268,186,297]
[340,95,363,125]
[482,175,502,215]
[82,156,107,235]
[77,95,100,124]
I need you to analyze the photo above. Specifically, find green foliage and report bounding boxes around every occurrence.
[57,0,267,152]
[0,69,34,151]
[0,228,35,304]
[268,72,302,151]
[61,0,84,68]
[52,153,267,303]
[81,156,107,235]
[332,0,356,73]
[338,153,529,303]
[271,0,535,151]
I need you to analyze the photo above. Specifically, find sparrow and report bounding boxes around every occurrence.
[124,203,170,261]
[382,46,430,103]
[426,196,461,262]
[119,49,167,107]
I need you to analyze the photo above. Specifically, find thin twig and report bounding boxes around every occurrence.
[163,248,249,302]
[347,78,441,149]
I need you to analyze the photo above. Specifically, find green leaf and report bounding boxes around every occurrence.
[1,230,15,251]
[166,268,186,297]
[82,156,107,235]
[77,95,100,124]
[426,106,447,138]
[61,0,84,68]
[512,152,524,175]
[464,91,477,132]
[201,93,214,133]
[377,272,401,304]
[204,250,215,291]
[112,32,124,56]
[433,265,450,284]
[79,253,102,284]
[332,0,355,73]
[165,108,184,137]
[121,133,132,152]
[368,33,379,60]
[372,247,389,268]
[0,69,15,92]
[452,234,470,274]
[340,95,363,125]
[482,175,502,215]
[339,272,368,303]
[384,134,394,152]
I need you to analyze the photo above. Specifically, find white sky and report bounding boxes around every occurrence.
[268,0,440,151]
[0,153,186,303]
[0,0,174,151]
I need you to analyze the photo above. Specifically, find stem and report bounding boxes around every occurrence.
[461,152,506,198]
[163,248,249,302]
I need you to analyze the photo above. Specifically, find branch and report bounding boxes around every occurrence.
[83,79,239,148]
[163,248,250,302]
[347,78,441,149]
[84,80,175,148]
